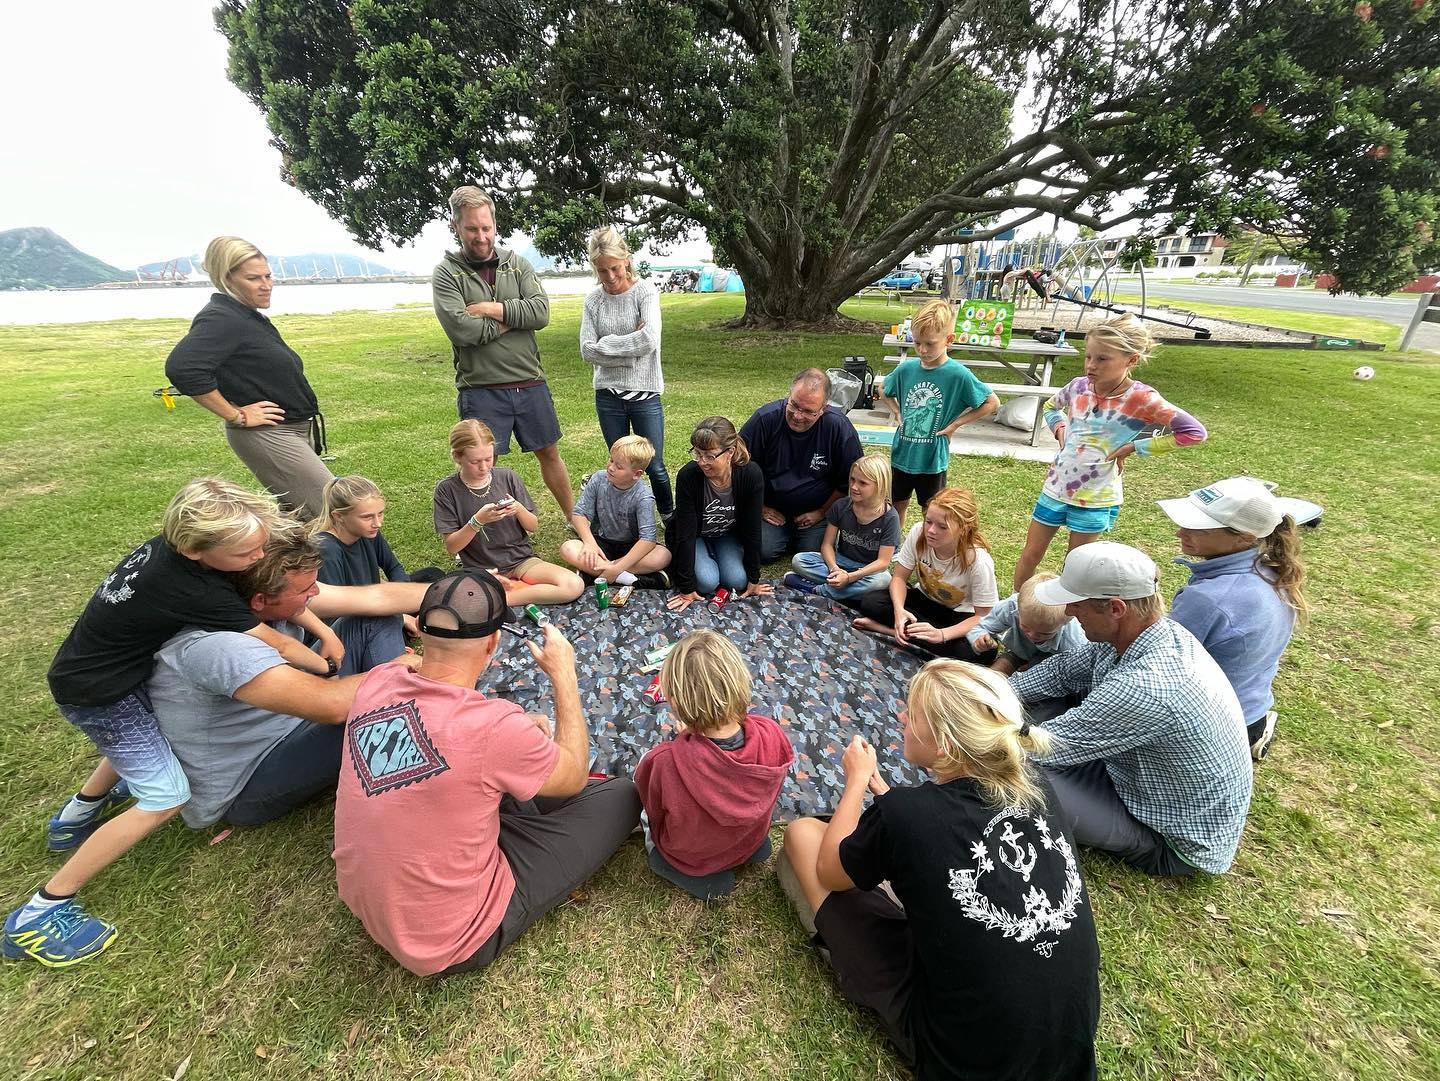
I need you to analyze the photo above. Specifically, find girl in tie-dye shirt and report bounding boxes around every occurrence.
[1013,315,1206,591]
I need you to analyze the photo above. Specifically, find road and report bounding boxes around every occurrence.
[1134,283,1412,320]
[1129,282,1436,350]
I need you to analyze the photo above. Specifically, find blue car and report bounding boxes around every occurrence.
[877,267,924,290]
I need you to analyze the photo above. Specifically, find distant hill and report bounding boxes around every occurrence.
[136,251,405,280]
[0,227,127,290]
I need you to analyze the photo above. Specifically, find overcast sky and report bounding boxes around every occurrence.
[0,1,718,274]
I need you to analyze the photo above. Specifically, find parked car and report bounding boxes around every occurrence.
[877,266,924,290]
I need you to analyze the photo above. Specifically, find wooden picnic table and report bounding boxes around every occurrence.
[879,333,1079,446]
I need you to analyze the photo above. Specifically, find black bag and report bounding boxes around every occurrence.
[843,355,876,410]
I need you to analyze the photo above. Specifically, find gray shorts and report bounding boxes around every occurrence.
[58,692,190,812]
[458,384,562,455]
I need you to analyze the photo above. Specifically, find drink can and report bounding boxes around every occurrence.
[523,603,547,626]
[595,577,610,609]
[642,673,665,704]
[709,587,731,610]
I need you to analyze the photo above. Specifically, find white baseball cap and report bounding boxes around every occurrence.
[1156,477,1284,538]
[1033,542,1159,605]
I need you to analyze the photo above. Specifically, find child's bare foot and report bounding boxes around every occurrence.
[851,617,894,637]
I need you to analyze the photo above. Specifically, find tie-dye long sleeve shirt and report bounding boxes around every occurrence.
[1041,377,1206,508]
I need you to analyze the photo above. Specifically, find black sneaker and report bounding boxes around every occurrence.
[635,570,671,590]
[1250,710,1278,762]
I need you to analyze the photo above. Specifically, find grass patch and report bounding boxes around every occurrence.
[1,294,1438,1079]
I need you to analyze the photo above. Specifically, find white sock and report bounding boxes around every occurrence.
[57,791,106,824]
[16,891,69,927]
[614,571,638,586]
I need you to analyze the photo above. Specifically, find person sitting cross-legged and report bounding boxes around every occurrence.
[332,570,641,976]
[778,660,1100,1080]
[1011,542,1252,877]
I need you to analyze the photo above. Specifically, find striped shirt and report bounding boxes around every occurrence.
[1010,618,1252,873]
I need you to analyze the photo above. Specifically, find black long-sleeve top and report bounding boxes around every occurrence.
[165,293,320,422]
[667,460,766,594]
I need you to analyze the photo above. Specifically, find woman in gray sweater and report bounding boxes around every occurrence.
[579,227,672,518]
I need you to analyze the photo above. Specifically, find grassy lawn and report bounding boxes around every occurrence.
[1108,292,1401,348]
[1,293,1438,1079]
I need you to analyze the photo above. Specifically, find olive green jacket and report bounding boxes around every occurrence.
[431,248,551,388]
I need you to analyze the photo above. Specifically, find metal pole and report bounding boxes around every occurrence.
[1398,292,1438,352]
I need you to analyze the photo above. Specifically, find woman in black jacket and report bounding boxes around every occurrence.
[165,236,332,518]
[665,417,774,612]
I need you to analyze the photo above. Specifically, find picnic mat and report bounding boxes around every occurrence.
[475,586,931,820]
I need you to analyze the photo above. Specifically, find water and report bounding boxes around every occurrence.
[0,276,603,327]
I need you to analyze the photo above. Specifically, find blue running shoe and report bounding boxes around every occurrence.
[783,572,820,594]
[46,780,133,852]
[3,898,117,968]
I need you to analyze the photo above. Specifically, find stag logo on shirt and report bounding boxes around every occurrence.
[346,698,449,796]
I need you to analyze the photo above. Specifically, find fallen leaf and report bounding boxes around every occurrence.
[26,1054,43,1067]
[567,888,589,905]
[80,1038,97,1051]
[218,962,237,989]
[173,1055,192,1081]
[209,828,233,846]
[255,1045,269,1059]
[1346,783,1357,793]
[1376,720,1394,730]
[125,1016,155,1040]
[346,1020,362,1048]
[1203,904,1231,922]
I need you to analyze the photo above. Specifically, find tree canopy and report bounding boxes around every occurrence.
[218,0,1439,325]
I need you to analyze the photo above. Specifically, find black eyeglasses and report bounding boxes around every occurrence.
[690,447,733,464]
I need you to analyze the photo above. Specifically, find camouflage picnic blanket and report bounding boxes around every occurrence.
[476,585,931,820]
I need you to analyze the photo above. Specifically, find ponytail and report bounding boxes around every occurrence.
[908,660,1053,812]
[1256,516,1310,626]
[313,475,384,536]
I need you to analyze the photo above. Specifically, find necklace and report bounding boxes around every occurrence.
[462,476,493,498]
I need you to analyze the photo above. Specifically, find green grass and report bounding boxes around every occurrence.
[1110,292,1401,348]
[2,294,1438,1079]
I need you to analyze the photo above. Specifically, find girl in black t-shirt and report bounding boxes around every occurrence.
[778,660,1100,1080]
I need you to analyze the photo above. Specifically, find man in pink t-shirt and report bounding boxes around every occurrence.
[333,570,640,976]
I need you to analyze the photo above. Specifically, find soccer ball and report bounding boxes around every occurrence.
[1353,365,1376,380]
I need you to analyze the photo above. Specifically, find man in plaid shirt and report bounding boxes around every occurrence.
[1011,542,1252,876]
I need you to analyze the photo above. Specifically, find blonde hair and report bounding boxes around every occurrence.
[610,434,655,470]
[163,477,279,554]
[317,475,384,535]
[916,487,989,572]
[587,226,635,281]
[1080,592,1165,621]
[1017,572,1069,631]
[660,630,752,734]
[690,416,751,467]
[204,236,267,300]
[907,660,1053,810]
[911,298,955,338]
[450,418,496,458]
[448,185,495,221]
[850,454,892,506]
[233,519,323,598]
[1254,517,1310,626]
[1085,313,1156,367]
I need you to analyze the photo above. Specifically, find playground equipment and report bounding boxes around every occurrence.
[935,233,1210,339]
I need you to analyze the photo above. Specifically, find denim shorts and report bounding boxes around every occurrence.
[457,383,562,455]
[1032,492,1121,534]
[57,692,190,812]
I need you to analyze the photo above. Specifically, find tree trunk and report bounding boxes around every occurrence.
[723,263,873,331]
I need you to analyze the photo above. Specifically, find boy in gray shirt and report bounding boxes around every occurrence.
[560,436,673,588]
[967,572,1087,674]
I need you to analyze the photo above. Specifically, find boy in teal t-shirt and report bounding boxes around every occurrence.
[880,299,999,522]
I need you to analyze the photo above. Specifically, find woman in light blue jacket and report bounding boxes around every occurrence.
[1158,477,1310,761]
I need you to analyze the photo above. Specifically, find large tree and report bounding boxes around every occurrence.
[217,0,1439,327]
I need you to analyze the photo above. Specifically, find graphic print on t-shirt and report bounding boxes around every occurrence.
[900,381,944,443]
[947,806,1084,956]
[98,542,153,605]
[347,698,449,796]
[916,556,966,609]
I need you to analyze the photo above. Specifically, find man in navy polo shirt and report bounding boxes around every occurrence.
[740,369,863,561]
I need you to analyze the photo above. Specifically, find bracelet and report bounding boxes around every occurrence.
[468,514,483,531]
